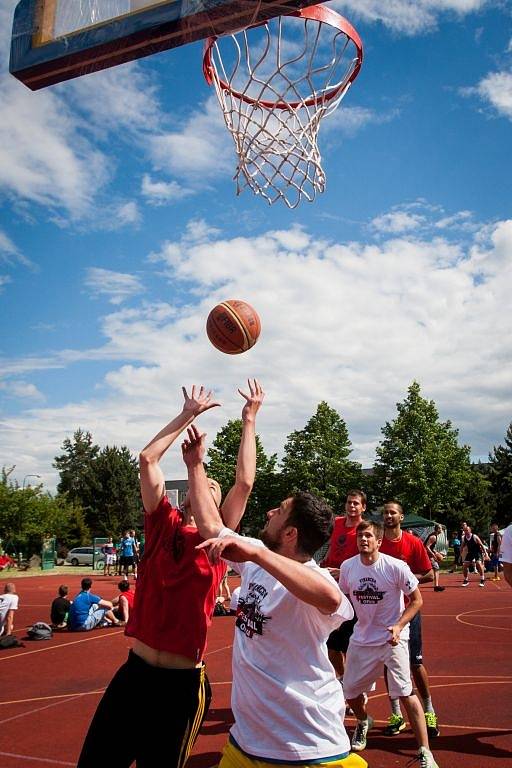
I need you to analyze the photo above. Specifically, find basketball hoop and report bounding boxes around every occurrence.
[203,5,363,209]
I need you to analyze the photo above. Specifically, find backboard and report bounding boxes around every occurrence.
[10,0,326,91]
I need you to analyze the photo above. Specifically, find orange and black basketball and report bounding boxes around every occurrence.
[206,300,261,355]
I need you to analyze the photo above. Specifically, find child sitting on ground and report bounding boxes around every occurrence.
[50,585,71,629]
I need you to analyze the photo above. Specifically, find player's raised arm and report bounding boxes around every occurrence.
[182,425,225,540]
[139,386,220,514]
[198,535,345,615]
[221,379,265,529]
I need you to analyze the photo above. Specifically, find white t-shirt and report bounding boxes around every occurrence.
[501,523,512,564]
[339,552,418,645]
[219,532,353,762]
[0,593,19,636]
[230,586,241,612]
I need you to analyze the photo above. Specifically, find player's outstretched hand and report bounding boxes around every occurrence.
[239,379,264,422]
[386,624,400,646]
[181,424,206,467]
[197,536,259,564]
[182,385,220,417]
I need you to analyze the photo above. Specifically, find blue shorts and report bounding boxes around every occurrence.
[408,612,422,667]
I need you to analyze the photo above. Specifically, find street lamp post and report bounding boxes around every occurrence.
[22,474,41,489]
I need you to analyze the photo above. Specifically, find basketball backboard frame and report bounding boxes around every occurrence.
[10,0,326,91]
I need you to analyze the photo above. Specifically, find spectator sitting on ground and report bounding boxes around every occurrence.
[50,585,71,628]
[68,578,121,631]
[0,583,18,637]
[0,553,15,571]
[112,581,135,624]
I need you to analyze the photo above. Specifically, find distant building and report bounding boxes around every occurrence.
[165,479,188,508]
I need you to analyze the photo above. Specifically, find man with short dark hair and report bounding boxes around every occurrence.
[340,521,439,768]
[199,486,365,768]
[112,581,135,623]
[321,490,367,680]
[68,578,119,631]
[380,502,439,738]
[460,525,488,587]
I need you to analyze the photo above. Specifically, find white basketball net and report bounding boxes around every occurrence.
[204,10,362,209]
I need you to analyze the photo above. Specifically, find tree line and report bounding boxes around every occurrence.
[1,382,511,554]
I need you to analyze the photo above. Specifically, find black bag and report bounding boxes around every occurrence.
[27,622,53,641]
[213,601,230,617]
[0,634,24,649]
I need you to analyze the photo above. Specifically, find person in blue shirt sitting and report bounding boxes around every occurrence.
[68,578,121,631]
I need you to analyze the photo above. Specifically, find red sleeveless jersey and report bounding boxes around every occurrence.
[321,517,360,568]
[125,495,226,662]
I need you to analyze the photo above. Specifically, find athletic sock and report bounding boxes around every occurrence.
[423,696,434,713]
[391,698,402,716]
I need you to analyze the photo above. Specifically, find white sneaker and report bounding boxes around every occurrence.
[418,746,439,768]
[351,716,373,751]
[461,579,469,587]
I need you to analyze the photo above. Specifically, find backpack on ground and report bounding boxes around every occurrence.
[0,634,24,649]
[26,622,53,641]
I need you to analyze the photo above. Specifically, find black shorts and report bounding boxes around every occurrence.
[78,651,211,768]
[120,556,135,568]
[463,553,482,563]
[408,612,423,666]
[326,616,357,653]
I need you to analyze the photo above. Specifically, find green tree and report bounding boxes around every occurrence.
[279,402,362,512]
[206,419,279,535]
[53,429,100,518]
[444,463,495,535]
[0,466,89,556]
[88,445,142,536]
[488,422,512,526]
[373,382,472,520]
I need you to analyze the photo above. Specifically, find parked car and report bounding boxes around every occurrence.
[65,547,104,568]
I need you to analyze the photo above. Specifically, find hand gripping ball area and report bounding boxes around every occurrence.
[207,300,261,354]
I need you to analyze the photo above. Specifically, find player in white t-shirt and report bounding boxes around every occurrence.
[339,521,440,768]
[196,488,366,768]
[500,523,512,588]
[0,583,19,636]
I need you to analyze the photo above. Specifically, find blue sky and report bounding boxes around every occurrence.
[1,0,511,491]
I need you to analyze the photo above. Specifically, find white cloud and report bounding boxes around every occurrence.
[84,267,145,305]
[0,229,19,258]
[371,210,425,234]
[2,213,510,489]
[0,380,45,401]
[116,201,142,227]
[471,70,512,120]
[0,76,109,218]
[148,97,233,182]
[323,105,399,136]
[141,175,193,204]
[333,0,487,35]
[66,62,162,135]
[0,275,11,291]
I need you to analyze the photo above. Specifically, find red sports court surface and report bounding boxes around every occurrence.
[1,572,511,767]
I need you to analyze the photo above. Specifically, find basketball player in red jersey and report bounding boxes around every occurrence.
[77,380,264,768]
[321,490,367,679]
[380,502,440,738]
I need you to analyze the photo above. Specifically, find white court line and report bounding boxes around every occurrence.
[0,752,74,766]
[0,690,104,707]
[0,628,125,661]
[0,696,76,726]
